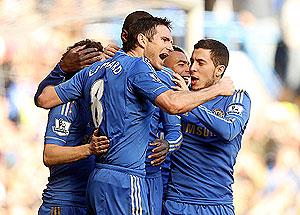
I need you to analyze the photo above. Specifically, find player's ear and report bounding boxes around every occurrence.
[121,29,128,43]
[215,65,225,78]
[137,33,147,49]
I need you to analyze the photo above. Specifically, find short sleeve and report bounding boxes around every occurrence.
[129,60,170,103]
[44,101,78,146]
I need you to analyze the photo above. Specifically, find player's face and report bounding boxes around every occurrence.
[164,50,190,84]
[190,48,218,91]
[144,25,173,70]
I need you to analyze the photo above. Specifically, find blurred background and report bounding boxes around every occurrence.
[0,0,299,214]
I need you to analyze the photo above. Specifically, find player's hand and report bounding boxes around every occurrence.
[103,43,121,59]
[148,139,169,166]
[217,76,235,96]
[171,73,189,91]
[88,129,110,156]
[60,45,103,73]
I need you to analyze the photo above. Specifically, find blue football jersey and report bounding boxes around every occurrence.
[34,64,66,106]
[166,90,251,205]
[55,51,170,175]
[42,100,95,207]
[146,67,182,174]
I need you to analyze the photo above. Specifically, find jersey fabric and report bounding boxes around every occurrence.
[146,67,182,174]
[34,64,69,106]
[55,51,170,174]
[54,50,171,214]
[146,67,182,215]
[36,64,95,213]
[40,100,95,210]
[165,90,251,210]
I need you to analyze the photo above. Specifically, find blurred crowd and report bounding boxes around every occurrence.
[0,0,299,214]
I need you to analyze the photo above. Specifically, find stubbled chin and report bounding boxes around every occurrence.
[191,84,203,91]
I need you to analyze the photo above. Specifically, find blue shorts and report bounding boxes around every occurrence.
[145,171,163,215]
[38,204,87,215]
[163,200,235,215]
[161,156,171,198]
[86,164,149,215]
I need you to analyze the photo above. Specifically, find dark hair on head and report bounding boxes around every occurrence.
[122,11,153,32]
[194,39,229,69]
[123,16,172,52]
[172,45,185,53]
[62,39,103,59]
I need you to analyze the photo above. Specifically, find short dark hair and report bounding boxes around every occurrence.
[123,17,172,52]
[122,11,153,32]
[194,39,229,68]
[62,39,103,58]
[172,45,185,53]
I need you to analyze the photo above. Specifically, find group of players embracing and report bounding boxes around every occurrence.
[35,10,251,215]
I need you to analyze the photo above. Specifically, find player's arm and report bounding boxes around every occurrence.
[35,45,102,108]
[43,102,109,166]
[37,86,62,109]
[148,112,182,166]
[191,90,251,141]
[60,45,103,72]
[34,64,67,106]
[44,144,91,166]
[44,130,109,166]
[130,63,234,115]
[155,77,234,114]
[36,64,95,109]
[161,111,183,152]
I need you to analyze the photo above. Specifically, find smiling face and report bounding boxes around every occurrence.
[164,50,190,84]
[144,25,173,70]
[190,48,221,91]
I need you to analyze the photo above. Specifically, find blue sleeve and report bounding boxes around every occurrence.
[129,61,170,103]
[159,67,176,88]
[54,66,90,103]
[190,90,251,142]
[34,64,66,106]
[44,101,78,146]
[160,109,182,152]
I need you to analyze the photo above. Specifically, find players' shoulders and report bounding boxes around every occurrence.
[233,89,250,98]
[130,56,155,74]
[158,67,174,82]
[161,66,175,75]
[229,89,251,104]
[49,101,79,120]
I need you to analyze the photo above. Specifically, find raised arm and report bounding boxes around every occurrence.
[37,85,62,109]
[35,43,103,108]
[34,64,67,106]
[155,77,234,114]
[190,90,251,141]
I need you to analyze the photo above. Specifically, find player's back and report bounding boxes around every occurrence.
[98,51,158,175]
[42,100,95,207]
[55,50,170,176]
